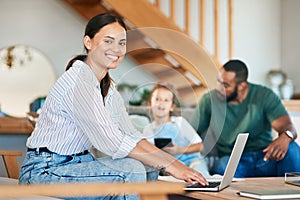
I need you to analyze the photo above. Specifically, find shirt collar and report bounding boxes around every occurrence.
[73,60,101,90]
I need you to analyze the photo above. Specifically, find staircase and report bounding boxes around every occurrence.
[62,0,233,106]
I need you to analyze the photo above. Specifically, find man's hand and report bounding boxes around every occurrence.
[263,134,291,161]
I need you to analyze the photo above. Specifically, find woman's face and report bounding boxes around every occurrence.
[84,22,126,70]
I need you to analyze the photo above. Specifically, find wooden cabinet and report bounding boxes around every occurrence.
[0,117,33,134]
[282,100,300,112]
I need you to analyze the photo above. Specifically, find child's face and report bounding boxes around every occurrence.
[150,88,175,118]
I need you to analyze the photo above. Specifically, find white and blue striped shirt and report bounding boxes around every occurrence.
[27,60,141,159]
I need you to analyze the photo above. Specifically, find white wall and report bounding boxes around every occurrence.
[0,0,84,76]
[281,0,300,93]
[233,0,282,85]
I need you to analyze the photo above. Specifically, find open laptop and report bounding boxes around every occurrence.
[185,133,249,192]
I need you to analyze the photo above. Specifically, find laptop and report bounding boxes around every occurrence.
[185,133,249,192]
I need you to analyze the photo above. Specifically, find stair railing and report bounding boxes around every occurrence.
[151,0,233,65]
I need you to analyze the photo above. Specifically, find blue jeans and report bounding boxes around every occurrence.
[211,141,300,178]
[19,151,158,200]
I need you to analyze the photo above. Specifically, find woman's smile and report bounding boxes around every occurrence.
[105,53,119,62]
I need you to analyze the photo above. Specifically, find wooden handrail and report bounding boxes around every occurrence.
[199,0,205,45]
[185,0,190,35]
[148,0,233,64]
[214,0,220,59]
[154,0,160,8]
[170,0,175,22]
[0,182,184,200]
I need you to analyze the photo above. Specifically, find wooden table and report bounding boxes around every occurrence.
[0,181,185,200]
[183,177,300,200]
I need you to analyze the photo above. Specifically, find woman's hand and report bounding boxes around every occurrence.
[164,160,208,186]
[129,139,208,186]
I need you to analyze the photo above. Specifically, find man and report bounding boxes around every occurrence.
[190,59,300,177]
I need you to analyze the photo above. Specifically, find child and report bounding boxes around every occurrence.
[143,83,211,177]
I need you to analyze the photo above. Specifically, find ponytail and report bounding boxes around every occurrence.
[65,55,87,71]
[65,55,112,101]
[100,73,112,100]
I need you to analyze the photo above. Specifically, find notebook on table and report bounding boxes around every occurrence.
[185,133,249,192]
[237,189,300,199]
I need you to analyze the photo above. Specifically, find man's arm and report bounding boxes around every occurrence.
[263,115,297,161]
[272,115,297,139]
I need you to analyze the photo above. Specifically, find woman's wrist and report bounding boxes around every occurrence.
[164,159,184,175]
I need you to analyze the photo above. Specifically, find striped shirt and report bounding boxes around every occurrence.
[27,60,141,159]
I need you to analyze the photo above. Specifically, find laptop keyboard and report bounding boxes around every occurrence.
[186,181,221,188]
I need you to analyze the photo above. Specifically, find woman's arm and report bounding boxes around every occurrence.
[128,139,208,185]
[163,142,203,155]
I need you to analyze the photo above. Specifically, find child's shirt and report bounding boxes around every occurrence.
[143,116,203,166]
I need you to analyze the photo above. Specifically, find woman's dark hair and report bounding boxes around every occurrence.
[65,13,127,99]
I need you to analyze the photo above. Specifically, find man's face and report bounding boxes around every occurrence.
[216,68,239,102]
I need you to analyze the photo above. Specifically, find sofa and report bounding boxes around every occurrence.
[127,105,300,147]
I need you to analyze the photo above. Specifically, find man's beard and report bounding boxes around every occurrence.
[226,86,238,102]
[216,86,238,102]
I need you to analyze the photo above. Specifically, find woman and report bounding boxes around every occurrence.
[19,13,207,199]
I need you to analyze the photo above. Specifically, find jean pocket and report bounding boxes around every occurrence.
[256,158,274,168]
[48,154,76,167]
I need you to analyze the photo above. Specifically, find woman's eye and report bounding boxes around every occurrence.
[104,40,113,44]
[119,41,126,46]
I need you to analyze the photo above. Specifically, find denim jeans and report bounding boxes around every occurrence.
[19,151,158,200]
[211,141,300,178]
